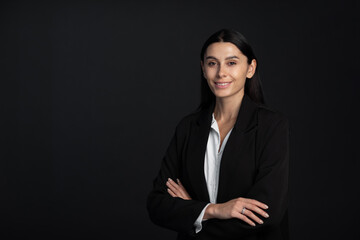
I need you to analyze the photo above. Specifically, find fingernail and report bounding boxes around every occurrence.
[265,213,269,218]
[252,223,256,226]
[177,178,180,182]
[259,220,263,224]
[265,205,269,209]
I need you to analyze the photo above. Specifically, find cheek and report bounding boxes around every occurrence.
[204,67,215,76]
[231,67,248,80]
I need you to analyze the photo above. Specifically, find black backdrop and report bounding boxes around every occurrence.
[1,1,359,239]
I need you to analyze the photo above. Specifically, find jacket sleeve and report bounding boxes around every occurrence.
[199,112,290,239]
[146,119,209,235]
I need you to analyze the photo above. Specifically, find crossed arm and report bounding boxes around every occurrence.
[148,114,289,238]
[166,178,269,227]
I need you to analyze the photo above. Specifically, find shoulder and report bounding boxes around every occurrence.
[256,104,289,130]
[255,104,290,148]
[174,109,202,132]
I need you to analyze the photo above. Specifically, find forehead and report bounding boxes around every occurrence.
[205,42,245,59]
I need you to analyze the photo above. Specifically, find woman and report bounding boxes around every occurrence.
[147,29,290,240]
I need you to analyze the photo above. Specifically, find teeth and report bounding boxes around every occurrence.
[216,82,229,86]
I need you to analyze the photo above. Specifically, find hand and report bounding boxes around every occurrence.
[205,197,269,226]
[166,178,192,200]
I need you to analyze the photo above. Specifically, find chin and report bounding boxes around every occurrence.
[212,88,231,95]
[213,89,244,100]
[213,92,233,99]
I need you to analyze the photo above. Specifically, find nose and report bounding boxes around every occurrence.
[217,63,227,78]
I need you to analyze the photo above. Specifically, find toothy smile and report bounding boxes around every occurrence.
[215,82,231,88]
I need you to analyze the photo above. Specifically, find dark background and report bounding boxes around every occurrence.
[1,0,359,239]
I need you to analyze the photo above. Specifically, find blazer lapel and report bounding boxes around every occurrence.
[185,94,259,203]
[216,94,259,203]
[186,101,214,202]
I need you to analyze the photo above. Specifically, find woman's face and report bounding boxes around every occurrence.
[201,42,256,100]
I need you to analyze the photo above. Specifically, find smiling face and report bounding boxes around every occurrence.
[201,42,256,100]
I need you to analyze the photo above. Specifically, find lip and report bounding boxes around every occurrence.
[214,81,232,89]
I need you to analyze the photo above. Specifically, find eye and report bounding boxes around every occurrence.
[207,61,216,66]
[228,61,236,66]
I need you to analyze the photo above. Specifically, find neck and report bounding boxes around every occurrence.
[213,91,244,123]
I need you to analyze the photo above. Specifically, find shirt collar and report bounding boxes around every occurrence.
[210,113,218,132]
[211,112,216,125]
[196,93,259,133]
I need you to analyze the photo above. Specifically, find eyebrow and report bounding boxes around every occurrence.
[205,55,239,60]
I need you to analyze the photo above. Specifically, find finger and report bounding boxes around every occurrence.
[167,178,181,191]
[244,203,269,219]
[242,198,268,209]
[176,179,191,198]
[166,178,180,191]
[177,178,184,187]
[243,208,264,225]
[166,181,180,195]
[169,178,188,198]
[167,179,188,199]
[167,188,177,197]
[233,211,256,227]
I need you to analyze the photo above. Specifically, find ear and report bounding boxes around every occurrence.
[200,61,206,78]
[246,59,257,78]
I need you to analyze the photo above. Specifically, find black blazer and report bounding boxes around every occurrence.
[147,94,290,240]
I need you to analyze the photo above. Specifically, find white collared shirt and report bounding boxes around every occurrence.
[194,113,234,233]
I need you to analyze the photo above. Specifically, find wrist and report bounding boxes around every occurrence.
[204,203,216,220]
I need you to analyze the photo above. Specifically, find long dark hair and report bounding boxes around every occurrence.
[198,29,265,110]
